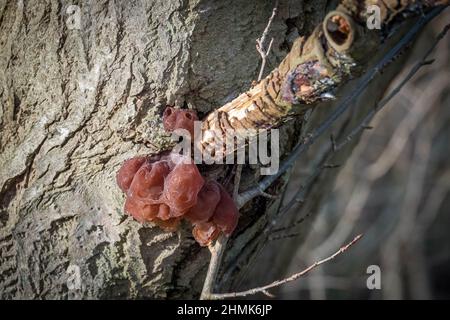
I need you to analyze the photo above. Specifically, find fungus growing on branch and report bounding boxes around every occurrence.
[163,106,198,137]
[116,109,240,246]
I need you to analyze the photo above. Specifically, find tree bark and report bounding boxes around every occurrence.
[0,0,439,299]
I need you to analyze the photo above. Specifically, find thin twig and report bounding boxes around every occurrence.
[202,154,244,299]
[202,4,446,301]
[257,38,274,82]
[200,2,279,300]
[200,235,228,299]
[201,163,243,299]
[252,23,449,263]
[209,234,363,299]
[229,149,328,286]
[262,289,276,298]
[256,1,278,82]
[270,213,310,234]
[236,6,445,209]
[334,23,450,152]
[259,190,279,199]
[278,23,450,218]
[269,231,303,241]
[257,1,278,54]
[232,165,243,199]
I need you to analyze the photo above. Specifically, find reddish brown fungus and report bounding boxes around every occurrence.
[124,197,159,223]
[163,106,198,137]
[192,222,220,247]
[128,161,170,203]
[189,185,239,246]
[116,156,146,192]
[157,203,171,220]
[116,152,239,246]
[186,180,221,223]
[212,186,240,235]
[164,162,204,213]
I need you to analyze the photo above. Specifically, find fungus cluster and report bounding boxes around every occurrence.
[163,106,198,137]
[116,107,239,246]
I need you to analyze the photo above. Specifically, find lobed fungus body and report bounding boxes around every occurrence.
[192,222,220,247]
[189,182,239,246]
[116,156,146,192]
[115,107,239,246]
[211,186,239,235]
[185,180,221,223]
[117,153,239,246]
[164,162,204,214]
[117,153,203,221]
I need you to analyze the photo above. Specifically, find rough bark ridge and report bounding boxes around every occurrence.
[0,0,330,299]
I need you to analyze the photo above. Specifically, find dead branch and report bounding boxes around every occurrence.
[236,6,446,209]
[200,3,447,301]
[198,2,448,158]
[334,23,450,152]
[256,1,278,82]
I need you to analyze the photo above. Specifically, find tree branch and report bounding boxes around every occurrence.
[236,6,446,209]
[334,23,450,152]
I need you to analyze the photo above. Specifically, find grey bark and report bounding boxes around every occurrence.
[0,0,416,299]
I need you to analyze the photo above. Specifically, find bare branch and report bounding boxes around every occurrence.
[262,289,276,298]
[269,231,303,242]
[209,234,363,299]
[201,161,243,299]
[277,23,450,219]
[257,1,278,53]
[259,190,279,200]
[230,153,328,285]
[256,1,278,82]
[200,235,228,299]
[257,37,274,82]
[233,165,243,199]
[270,214,310,234]
[200,2,279,300]
[236,6,445,208]
[202,4,447,302]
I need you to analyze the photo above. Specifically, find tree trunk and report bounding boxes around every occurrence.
[0,0,437,299]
